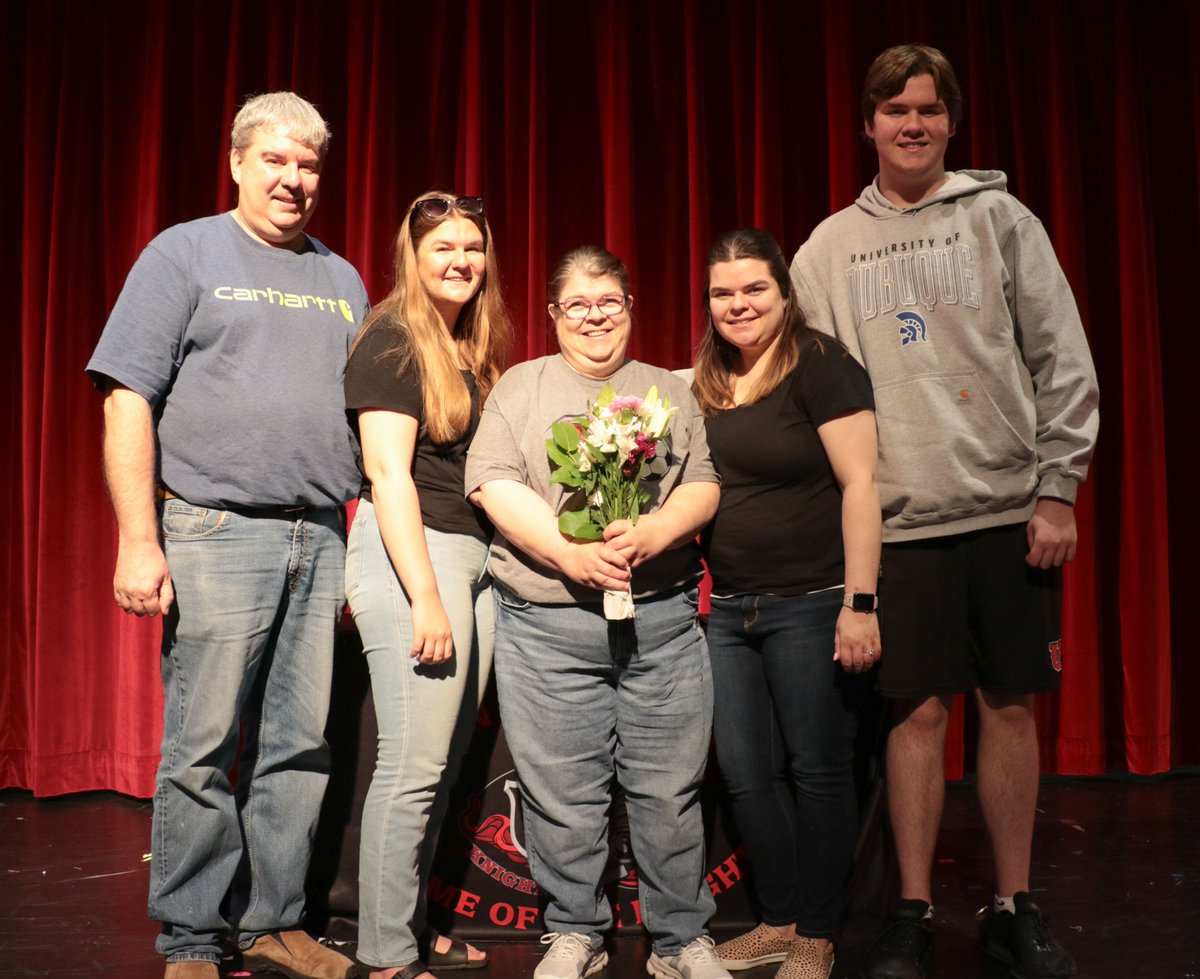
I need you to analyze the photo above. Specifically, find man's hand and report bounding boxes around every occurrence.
[113,539,174,616]
[102,386,171,616]
[1026,498,1077,569]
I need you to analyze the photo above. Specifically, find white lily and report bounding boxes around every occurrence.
[642,399,678,439]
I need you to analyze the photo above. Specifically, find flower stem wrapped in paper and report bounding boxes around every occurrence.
[546,384,679,619]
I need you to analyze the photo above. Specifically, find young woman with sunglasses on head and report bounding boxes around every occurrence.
[692,229,881,979]
[344,192,512,979]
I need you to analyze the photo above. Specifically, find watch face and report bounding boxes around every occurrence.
[852,593,876,612]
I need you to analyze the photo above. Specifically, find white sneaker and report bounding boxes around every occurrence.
[534,932,609,979]
[646,936,733,979]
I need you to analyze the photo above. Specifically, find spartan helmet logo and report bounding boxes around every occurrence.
[462,772,639,892]
[467,774,529,865]
[895,310,928,346]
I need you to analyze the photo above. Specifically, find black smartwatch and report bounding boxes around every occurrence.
[843,591,878,613]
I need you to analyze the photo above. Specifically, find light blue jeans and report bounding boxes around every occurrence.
[153,501,347,964]
[492,585,715,956]
[345,500,493,968]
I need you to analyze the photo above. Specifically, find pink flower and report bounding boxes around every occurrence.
[635,432,657,460]
[608,396,643,412]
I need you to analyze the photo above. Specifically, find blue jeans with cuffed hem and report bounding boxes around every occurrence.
[492,584,715,956]
[346,500,493,969]
[152,501,346,963]
[707,590,863,939]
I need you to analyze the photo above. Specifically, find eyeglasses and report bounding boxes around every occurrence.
[411,196,485,224]
[553,296,630,320]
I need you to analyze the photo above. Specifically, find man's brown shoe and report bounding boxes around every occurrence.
[242,930,356,979]
[164,963,219,979]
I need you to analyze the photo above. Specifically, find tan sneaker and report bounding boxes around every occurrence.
[534,932,608,979]
[775,937,833,979]
[241,930,356,979]
[164,964,219,979]
[646,936,732,979]
[714,923,793,970]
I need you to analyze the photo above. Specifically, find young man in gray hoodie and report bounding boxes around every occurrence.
[790,45,1097,979]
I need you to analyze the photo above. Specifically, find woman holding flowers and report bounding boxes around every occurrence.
[692,228,881,979]
[343,192,511,979]
[466,246,728,979]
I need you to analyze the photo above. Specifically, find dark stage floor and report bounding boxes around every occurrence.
[1,776,1197,978]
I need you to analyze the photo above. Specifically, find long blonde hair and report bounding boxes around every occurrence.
[692,227,820,417]
[352,191,512,443]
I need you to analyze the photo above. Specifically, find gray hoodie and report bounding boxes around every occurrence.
[791,170,1098,542]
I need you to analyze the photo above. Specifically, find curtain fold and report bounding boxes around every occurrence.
[3,0,1192,796]
[1111,4,1173,775]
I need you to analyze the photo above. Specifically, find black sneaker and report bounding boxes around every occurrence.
[862,899,932,979]
[978,892,1077,978]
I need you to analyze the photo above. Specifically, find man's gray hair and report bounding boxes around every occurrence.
[230,92,330,157]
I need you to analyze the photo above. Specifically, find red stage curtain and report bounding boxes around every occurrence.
[3,0,1193,796]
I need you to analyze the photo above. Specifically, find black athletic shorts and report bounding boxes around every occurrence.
[877,522,1064,699]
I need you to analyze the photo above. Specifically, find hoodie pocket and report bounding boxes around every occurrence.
[872,370,1037,527]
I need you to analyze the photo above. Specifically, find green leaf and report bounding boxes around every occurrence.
[550,422,581,451]
[596,384,617,408]
[559,508,604,540]
[546,441,575,469]
[549,467,586,488]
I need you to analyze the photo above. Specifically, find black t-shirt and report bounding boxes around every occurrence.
[344,322,491,542]
[701,337,874,595]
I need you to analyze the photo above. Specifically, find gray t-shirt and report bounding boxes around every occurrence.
[466,354,718,605]
[87,214,369,508]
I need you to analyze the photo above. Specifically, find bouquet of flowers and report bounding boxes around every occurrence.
[546,384,678,619]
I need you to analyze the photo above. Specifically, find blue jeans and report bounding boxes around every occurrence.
[492,585,715,956]
[707,590,863,938]
[345,500,493,968]
[153,501,347,963]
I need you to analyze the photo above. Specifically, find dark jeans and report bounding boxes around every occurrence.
[708,590,864,938]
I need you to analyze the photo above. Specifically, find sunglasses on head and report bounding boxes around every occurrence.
[411,196,485,224]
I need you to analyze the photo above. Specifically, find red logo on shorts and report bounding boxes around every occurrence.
[1048,639,1063,672]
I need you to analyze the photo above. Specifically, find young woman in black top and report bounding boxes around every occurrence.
[693,229,881,979]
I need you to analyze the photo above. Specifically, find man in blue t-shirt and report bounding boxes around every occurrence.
[86,92,367,979]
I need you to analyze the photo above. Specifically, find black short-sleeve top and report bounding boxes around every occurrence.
[701,336,874,596]
[344,321,491,542]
